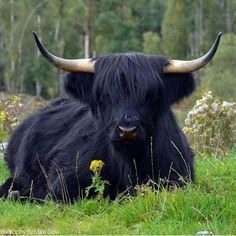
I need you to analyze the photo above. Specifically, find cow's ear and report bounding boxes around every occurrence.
[63,72,94,104]
[161,73,196,106]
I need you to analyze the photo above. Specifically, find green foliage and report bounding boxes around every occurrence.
[142,32,162,55]
[0,156,9,184]
[0,151,236,234]
[0,0,85,97]
[184,91,236,156]
[203,33,236,101]
[0,95,22,142]
[94,3,141,54]
[0,0,236,102]
[161,0,192,58]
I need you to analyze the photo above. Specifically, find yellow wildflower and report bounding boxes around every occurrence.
[187,127,193,132]
[183,127,193,133]
[11,95,20,105]
[90,160,105,173]
[0,111,6,123]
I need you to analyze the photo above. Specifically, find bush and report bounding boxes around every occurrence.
[0,95,22,143]
[183,91,236,156]
[142,32,162,55]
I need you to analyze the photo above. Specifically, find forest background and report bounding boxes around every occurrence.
[0,0,235,105]
[0,2,236,234]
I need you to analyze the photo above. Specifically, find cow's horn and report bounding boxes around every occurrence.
[163,32,222,73]
[33,32,95,73]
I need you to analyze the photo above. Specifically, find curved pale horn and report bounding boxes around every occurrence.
[33,32,95,73]
[163,32,222,73]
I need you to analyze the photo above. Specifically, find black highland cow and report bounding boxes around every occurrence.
[0,33,222,202]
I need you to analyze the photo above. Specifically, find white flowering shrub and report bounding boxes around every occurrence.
[184,91,236,156]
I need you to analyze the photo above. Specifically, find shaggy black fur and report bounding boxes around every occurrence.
[0,53,195,202]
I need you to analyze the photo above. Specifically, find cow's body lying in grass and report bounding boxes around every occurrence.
[0,33,222,202]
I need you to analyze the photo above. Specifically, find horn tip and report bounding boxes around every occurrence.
[213,32,223,51]
[32,31,54,64]
[32,31,40,45]
[217,32,223,40]
[32,31,38,39]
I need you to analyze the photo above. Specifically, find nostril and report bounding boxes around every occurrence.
[118,126,137,133]
[118,126,137,140]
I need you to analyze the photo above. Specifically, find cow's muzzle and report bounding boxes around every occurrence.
[118,126,137,140]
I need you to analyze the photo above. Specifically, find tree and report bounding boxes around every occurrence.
[0,0,236,101]
[142,32,162,55]
[203,33,236,100]
[161,0,193,59]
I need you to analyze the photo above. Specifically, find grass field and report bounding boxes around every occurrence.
[0,150,236,235]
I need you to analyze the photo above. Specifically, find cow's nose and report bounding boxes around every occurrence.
[118,126,137,140]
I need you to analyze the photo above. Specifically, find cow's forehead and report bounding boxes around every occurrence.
[94,53,165,103]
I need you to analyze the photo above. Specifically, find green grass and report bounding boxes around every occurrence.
[0,150,236,235]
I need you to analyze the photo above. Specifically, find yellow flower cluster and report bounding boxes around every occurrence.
[11,95,21,105]
[90,160,105,173]
[183,127,193,133]
[0,111,6,123]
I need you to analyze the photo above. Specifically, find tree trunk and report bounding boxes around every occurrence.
[84,34,90,58]
[10,0,15,92]
[18,2,45,93]
[36,80,42,97]
[195,0,203,56]
[84,0,96,58]
[226,0,233,33]
[36,15,42,97]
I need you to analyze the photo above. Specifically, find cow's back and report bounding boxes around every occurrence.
[5,99,96,198]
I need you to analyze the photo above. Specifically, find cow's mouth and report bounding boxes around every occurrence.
[111,139,146,151]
